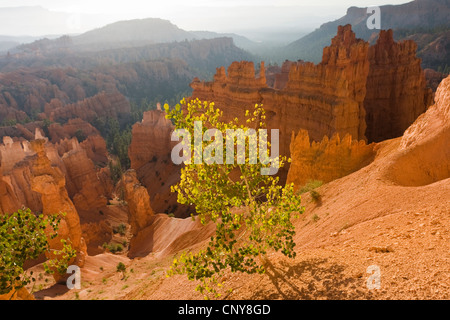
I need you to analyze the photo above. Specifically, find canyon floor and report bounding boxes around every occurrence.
[26,132,450,300]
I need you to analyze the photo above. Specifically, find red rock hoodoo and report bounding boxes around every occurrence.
[128,109,192,217]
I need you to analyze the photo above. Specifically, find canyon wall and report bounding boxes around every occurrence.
[191,25,371,158]
[364,29,433,142]
[386,74,450,187]
[190,25,431,159]
[286,130,376,190]
[128,109,192,217]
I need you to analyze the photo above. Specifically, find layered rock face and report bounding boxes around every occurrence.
[190,25,431,158]
[129,110,175,170]
[364,29,433,142]
[286,130,376,190]
[191,25,370,158]
[128,110,191,217]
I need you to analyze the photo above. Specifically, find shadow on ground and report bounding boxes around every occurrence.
[250,258,374,300]
[33,283,70,300]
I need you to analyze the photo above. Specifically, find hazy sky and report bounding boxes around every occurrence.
[0,0,413,38]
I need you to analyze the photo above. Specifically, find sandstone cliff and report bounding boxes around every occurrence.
[364,29,433,142]
[286,130,376,190]
[0,165,19,215]
[120,170,155,252]
[60,139,108,212]
[386,74,450,187]
[190,25,431,158]
[128,110,191,217]
[29,139,87,279]
[191,25,371,158]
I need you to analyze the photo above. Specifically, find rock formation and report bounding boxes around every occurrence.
[190,25,431,159]
[0,165,19,215]
[0,136,34,173]
[60,139,108,212]
[364,29,433,142]
[0,127,115,260]
[0,131,111,216]
[48,118,101,144]
[120,170,154,251]
[129,110,175,170]
[286,130,376,190]
[128,110,191,217]
[191,25,371,158]
[29,139,87,279]
[386,74,450,186]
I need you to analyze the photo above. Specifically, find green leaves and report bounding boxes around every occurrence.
[43,239,77,276]
[0,208,68,295]
[165,99,305,299]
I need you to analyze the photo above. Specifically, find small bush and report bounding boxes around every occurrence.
[111,244,123,253]
[102,242,123,254]
[310,190,322,203]
[113,223,127,236]
[116,262,126,273]
[297,180,323,194]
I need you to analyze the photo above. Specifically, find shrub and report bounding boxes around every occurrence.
[113,223,127,236]
[116,262,126,273]
[310,190,322,203]
[102,242,123,254]
[0,208,71,296]
[297,180,323,194]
